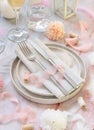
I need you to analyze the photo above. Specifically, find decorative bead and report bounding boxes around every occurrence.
[22,124,34,130]
[78,96,86,109]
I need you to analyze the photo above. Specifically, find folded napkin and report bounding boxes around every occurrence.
[26,42,74,94]
[16,46,64,99]
[28,39,84,88]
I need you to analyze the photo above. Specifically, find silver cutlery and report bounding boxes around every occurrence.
[27,39,84,88]
[26,42,74,93]
[16,43,65,99]
[19,42,74,95]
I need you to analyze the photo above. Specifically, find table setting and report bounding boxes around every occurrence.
[0,0,94,130]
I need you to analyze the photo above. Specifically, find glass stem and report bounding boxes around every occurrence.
[14,9,20,31]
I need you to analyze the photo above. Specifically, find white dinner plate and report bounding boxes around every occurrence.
[16,43,82,97]
[10,43,86,104]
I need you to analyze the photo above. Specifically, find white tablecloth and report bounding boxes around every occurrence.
[0,0,94,129]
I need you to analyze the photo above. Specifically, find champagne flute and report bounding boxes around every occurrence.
[7,0,29,43]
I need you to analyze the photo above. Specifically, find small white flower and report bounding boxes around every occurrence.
[40,109,70,130]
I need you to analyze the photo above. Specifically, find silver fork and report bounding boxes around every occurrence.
[18,42,73,95]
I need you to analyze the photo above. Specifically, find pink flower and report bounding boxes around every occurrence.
[46,21,65,41]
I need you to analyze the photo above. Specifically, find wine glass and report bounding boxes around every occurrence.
[7,0,29,43]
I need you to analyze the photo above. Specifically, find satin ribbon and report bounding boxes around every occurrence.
[24,65,64,87]
[78,7,94,21]
[65,21,92,52]
[66,7,94,53]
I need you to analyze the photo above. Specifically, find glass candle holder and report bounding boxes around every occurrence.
[54,0,79,19]
[27,0,51,32]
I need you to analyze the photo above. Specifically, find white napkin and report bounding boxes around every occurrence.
[26,41,74,94]
[15,46,65,99]
[28,39,84,88]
